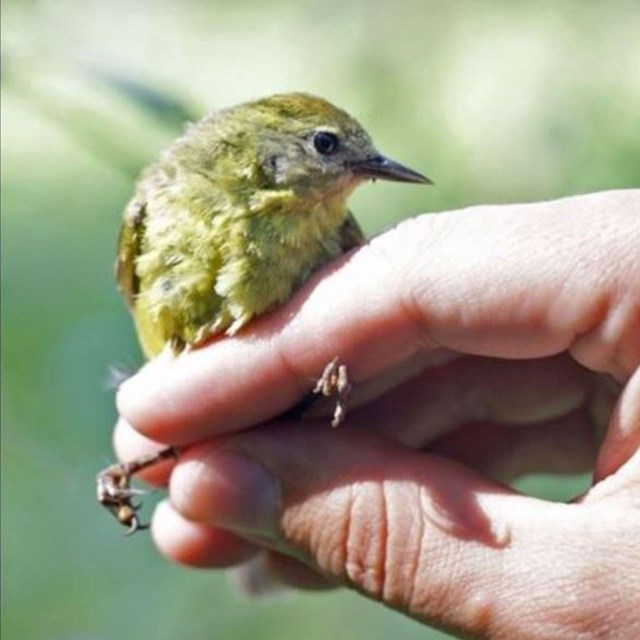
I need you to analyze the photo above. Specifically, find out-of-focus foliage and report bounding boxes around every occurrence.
[2,1,638,639]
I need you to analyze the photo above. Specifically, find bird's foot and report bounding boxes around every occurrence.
[96,447,179,535]
[313,357,352,427]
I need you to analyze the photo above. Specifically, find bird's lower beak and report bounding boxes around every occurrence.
[349,154,432,184]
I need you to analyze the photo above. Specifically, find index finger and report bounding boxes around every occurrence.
[117,189,639,444]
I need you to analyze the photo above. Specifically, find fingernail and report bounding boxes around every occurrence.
[170,449,281,538]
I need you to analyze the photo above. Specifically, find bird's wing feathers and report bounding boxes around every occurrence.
[115,195,146,309]
[338,211,366,252]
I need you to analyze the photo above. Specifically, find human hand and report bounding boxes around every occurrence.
[114,189,639,639]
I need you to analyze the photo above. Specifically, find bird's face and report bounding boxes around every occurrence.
[252,94,430,199]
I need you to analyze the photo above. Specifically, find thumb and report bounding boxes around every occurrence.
[162,423,615,638]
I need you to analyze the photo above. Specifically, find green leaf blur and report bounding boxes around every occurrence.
[2,1,638,639]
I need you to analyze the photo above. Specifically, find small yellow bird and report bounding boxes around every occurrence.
[98,92,430,532]
[117,92,430,357]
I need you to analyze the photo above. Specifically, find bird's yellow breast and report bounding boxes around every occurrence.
[131,182,352,358]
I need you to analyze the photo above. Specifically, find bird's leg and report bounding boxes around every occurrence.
[312,357,352,427]
[96,447,179,534]
[98,359,352,534]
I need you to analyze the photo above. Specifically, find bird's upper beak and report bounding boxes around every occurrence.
[349,154,432,184]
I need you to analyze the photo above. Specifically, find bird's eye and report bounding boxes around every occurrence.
[313,131,339,155]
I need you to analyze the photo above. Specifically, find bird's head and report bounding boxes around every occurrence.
[202,93,431,200]
[253,93,430,197]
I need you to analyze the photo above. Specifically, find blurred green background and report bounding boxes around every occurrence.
[2,1,639,639]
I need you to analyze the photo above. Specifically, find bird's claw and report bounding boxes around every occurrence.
[96,447,178,534]
[313,357,352,427]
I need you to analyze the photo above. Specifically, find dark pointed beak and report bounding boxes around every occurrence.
[349,154,432,185]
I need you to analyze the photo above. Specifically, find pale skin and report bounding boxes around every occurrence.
[113,189,639,640]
